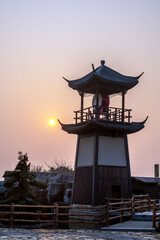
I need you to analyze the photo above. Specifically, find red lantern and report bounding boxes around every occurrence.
[101,94,110,107]
[92,94,110,107]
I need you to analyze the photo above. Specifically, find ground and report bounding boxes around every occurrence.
[0,228,160,240]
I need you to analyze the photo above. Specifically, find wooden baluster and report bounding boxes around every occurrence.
[109,108,111,121]
[80,92,84,123]
[122,92,125,122]
[75,112,77,124]
[95,89,99,120]
[118,109,120,121]
[106,107,109,121]
[128,110,130,123]
[115,108,117,122]
[88,108,91,120]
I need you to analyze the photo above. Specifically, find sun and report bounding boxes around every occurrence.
[50,120,55,126]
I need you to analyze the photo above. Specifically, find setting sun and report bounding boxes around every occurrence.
[50,120,55,126]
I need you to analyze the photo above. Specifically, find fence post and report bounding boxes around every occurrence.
[100,206,103,227]
[106,202,109,227]
[55,204,59,228]
[152,201,156,228]
[141,195,143,212]
[130,200,133,221]
[120,199,124,223]
[10,203,14,227]
[147,194,151,211]
[132,195,135,215]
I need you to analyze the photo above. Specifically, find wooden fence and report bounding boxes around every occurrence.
[152,200,160,228]
[0,195,153,228]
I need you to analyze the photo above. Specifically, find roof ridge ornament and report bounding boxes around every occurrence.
[63,77,70,83]
[92,64,95,72]
[101,60,105,65]
[137,72,144,79]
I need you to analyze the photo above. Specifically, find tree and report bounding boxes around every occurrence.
[45,158,74,175]
[2,152,47,205]
[30,164,44,172]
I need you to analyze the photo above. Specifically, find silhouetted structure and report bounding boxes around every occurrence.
[59,60,148,205]
[132,177,160,199]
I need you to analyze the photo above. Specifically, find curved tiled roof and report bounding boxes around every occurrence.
[64,60,143,95]
[59,118,148,135]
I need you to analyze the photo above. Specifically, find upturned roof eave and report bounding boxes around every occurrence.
[58,118,147,135]
[64,63,142,94]
[68,75,139,95]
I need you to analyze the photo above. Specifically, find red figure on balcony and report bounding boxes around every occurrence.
[59,60,148,205]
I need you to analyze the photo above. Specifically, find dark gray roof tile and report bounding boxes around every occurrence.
[64,61,143,95]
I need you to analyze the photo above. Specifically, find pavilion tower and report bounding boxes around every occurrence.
[59,60,147,205]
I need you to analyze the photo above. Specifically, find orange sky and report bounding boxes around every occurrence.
[1,0,160,179]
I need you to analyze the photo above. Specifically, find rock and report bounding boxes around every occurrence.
[54,174,73,184]
[3,172,73,205]
[47,174,73,204]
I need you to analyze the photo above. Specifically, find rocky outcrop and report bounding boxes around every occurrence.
[33,172,73,204]
[0,181,5,194]
[0,181,5,201]
[2,172,73,205]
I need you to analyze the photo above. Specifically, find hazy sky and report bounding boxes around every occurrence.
[1,0,160,180]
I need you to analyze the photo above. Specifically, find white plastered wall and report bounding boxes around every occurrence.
[98,136,126,166]
[77,136,94,167]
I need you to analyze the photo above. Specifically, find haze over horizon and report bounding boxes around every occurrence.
[1,0,160,180]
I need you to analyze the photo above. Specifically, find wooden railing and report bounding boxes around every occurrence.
[104,200,133,226]
[74,106,132,124]
[152,200,160,228]
[0,195,154,229]
[132,194,152,213]
[0,203,56,228]
[0,204,105,228]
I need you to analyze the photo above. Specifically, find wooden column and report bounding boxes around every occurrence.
[95,88,99,120]
[81,91,84,122]
[122,92,125,122]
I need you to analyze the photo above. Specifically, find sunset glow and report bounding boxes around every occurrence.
[50,120,55,126]
[0,0,160,180]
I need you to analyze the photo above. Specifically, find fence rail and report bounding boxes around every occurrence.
[0,195,154,228]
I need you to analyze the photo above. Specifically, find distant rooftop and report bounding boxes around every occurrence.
[132,177,160,184]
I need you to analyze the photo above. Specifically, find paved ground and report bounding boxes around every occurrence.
[102,221,154,231]
[0,228,160,240]
[106,221,153,228]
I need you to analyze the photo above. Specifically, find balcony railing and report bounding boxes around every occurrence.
[74,106,132,124]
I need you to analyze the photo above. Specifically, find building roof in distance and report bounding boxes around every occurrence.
[64,60,144,95]
[132,177,160,185]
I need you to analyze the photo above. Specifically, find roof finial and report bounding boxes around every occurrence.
[101,60,105,65]
[92,64,95,71]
